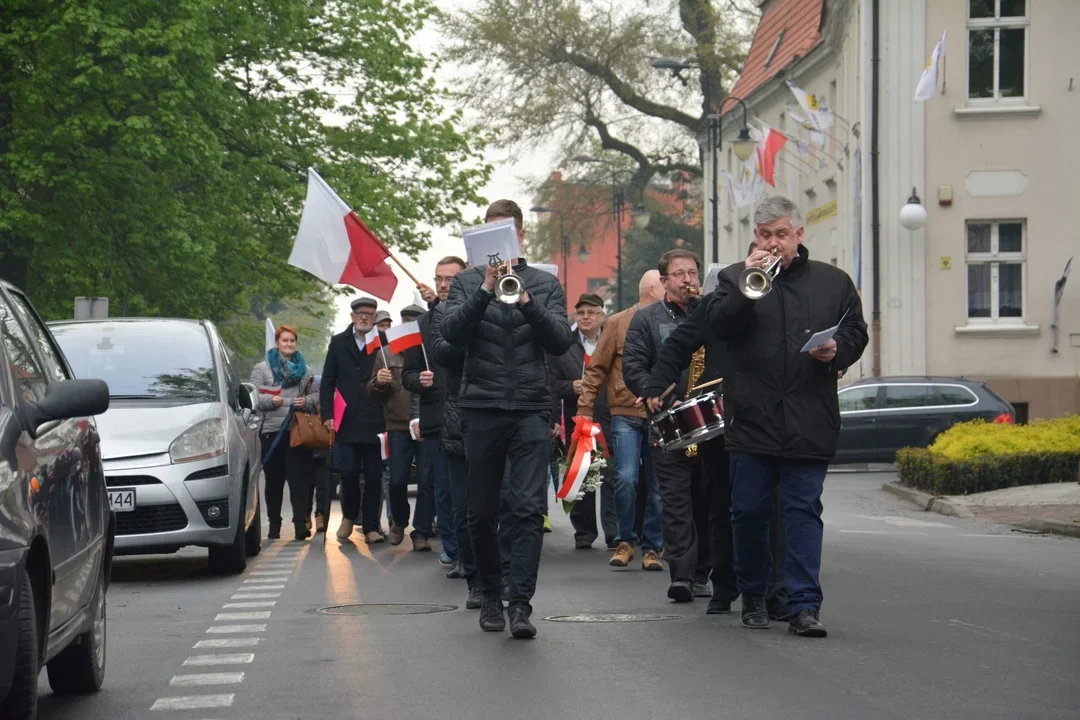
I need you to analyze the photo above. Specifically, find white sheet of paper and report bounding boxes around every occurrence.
[703,263,729,295]
[532,263,559,278]
[461,218,521,268]
[801,325,839,353]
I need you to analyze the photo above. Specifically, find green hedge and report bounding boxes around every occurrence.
[897,448,1080,495]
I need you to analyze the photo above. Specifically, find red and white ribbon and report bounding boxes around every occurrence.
[377,432,389,461]
[557,416,608,501]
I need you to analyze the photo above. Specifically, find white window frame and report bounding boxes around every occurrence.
[965,219,1027,325]
[966,0,1030,105]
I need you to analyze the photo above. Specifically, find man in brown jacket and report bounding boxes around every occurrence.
[371,305,435,551]
[578,270,666,570]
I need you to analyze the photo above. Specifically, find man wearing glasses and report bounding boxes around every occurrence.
[623,250,713,603]
[321,297,388,542]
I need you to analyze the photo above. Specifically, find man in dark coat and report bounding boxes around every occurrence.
[441,199,573,639]
[706,195,868,637]
[320,297,387,543]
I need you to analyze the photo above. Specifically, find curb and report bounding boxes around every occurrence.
[881,482,975,519]
[1017,518,1080,539]
[928,498,976,520]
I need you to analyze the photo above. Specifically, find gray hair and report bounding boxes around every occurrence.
[754,195,803,228]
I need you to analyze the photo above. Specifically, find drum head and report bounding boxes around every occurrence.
[663,422,725,452]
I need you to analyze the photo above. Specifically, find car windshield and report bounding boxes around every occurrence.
[51,322,217,401]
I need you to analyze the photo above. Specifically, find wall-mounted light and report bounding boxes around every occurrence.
[899,187,928,231]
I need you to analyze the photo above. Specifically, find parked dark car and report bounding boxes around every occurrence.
[0,281,114,718]
[834,376,1015,464]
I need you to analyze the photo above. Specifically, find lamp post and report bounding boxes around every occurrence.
[570,155,649,310]
[650,58,756,264]
[529,204,569,290]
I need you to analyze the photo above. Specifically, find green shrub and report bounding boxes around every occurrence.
[929,415,1080,460]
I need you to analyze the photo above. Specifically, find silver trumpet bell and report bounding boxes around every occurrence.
[738,250,783,300]
[494,262,523,304]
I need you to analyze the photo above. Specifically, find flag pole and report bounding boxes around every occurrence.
[421,343,430,371]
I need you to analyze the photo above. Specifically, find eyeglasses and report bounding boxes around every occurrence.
[352,310,376,318]
[663,270,699,281]
[576,309,603,317]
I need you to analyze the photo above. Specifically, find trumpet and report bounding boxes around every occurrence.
[492,260,523,304]
[738,249,782,300]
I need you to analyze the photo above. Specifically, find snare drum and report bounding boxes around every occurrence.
[651,390,725,452]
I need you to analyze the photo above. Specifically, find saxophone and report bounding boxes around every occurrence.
[684,345,706,458]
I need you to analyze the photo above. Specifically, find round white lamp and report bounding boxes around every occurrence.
[899,187,928,231]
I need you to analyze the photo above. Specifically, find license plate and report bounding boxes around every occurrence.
[108,489,136,513]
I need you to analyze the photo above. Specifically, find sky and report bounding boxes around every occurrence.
[328,0,556,330]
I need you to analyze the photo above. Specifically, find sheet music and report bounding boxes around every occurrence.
[461,218,521,268]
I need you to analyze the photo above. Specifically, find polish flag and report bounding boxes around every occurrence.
[289,168,398,301]
[257,386,282,396]
[377,432,389,461]
[364,328,382,355]
[265,318,276,359]
[333,389,347,432]
[385,321,423,354]
[755,123,787,188]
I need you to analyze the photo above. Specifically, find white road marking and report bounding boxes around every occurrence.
[195,638,260,649]
[838,530,929,535]
[849,514,954,528]
[184,653,255,666]
[214,611,271,621]
[241,583,285,589]
[243,578,287,584]
[231,592,280,599]
[151,694,235,710]
[249,571,292,576]
[170,672,245,686]
[206,624,266,634]
[223,601,276,608]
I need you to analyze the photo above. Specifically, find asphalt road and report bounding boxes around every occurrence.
[36,471,1080,720]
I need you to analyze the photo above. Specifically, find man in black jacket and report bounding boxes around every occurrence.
[441,199,573,639]
[707,195,868,637]
[623,249,714,603]
[321,297,387,543]
[402,256,469,579]
[548,293,617,550]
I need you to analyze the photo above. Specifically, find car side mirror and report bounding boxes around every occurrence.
[22,379,110,439]
[239,382,256,411]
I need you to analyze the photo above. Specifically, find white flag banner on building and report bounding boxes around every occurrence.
[786,81,834,132]
[785,105,827,148]
[914,30,947,101]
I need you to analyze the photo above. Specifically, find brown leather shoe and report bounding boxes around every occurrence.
[388,523,406,546]
[412,537,432,552]
[609,542,634,567]
[315,513,327,533]
[641,550,663,571]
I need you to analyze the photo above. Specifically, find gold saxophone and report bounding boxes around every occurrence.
[684,345,706,458]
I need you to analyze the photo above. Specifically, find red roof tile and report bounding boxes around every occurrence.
[721,0,825,114]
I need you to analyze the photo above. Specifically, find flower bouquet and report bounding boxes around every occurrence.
[555,448,607,514]
[555,416,609,514]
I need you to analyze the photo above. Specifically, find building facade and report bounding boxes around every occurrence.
[715,0,1077,419]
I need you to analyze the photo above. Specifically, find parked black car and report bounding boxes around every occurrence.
[0,281,113,719]
[834,376,1015,464]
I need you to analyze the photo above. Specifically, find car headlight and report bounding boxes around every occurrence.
[170,417,227,464]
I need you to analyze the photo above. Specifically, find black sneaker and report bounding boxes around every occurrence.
[479,596,505,632]
[788,609,827,638]
[741,595,769,629]
[706,596,732,615]
[508,606,537,639]
[693,581,712,598]
[465,585,483,610]
[446,560,465,579]
[268,523,280,540]
[667,580,694,603]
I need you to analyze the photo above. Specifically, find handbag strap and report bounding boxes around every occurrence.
[262,406,295,464]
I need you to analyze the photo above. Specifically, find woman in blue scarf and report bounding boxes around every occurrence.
[251,325,319,540]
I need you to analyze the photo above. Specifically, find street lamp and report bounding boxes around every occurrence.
[577,245,590,264]
[632,203,651,230]
[571,154,636,310]
[899,187,928,231]
[530,204,570,290]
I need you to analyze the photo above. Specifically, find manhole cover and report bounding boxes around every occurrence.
[543,613,683,623]
[317,603,457,616]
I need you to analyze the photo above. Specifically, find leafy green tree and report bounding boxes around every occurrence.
[616,209,704,307]
[0,0,490,331]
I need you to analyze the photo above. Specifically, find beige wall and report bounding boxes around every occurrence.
[923,0,1080,417]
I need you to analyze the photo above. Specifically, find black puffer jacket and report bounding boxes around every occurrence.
[441,261,573,412]
[430,303,466,457]
[643,296,729,400]
[402,300,445,438]
[622,297,698,400]
[707,245,868,461]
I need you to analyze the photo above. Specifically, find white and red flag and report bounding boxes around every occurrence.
[363,328,382,355]
[377,432,389,461]
[385,321,423,355]
[755,121,788,188]
[289,168,398,301]
[265,318,276,359]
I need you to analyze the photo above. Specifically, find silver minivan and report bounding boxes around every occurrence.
[50,318,263,573]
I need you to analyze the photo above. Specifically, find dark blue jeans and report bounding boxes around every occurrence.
[388,430,434,539]
[729,453,827,615]
[419,435,455,557]
[610,416,663,552]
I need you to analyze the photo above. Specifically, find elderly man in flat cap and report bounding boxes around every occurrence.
[320,297,388,543]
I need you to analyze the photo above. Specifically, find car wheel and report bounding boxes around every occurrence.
[0,569,39,720]
[46,562,107,695]
[208,482,248,575]
[245,491,262,558]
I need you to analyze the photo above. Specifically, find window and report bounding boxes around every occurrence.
[968,0,1028,101]
[0,297,47,403]
[838,385,878,412]
[884,384,935,409]
[933,385,979,406]
[8,291,70,383]
[966,220,1025,322]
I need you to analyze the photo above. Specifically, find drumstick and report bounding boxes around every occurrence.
[690,376,723,393]
[658,382,677,401]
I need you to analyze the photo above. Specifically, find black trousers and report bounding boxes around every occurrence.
[335,441,384,533]
[568,471,618,547]
[260,433,314,529]
[699,437,737,602]
[691,454,712,585]
[446,453,476,583]
[462,409,549,612]
[653,446,705,584]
